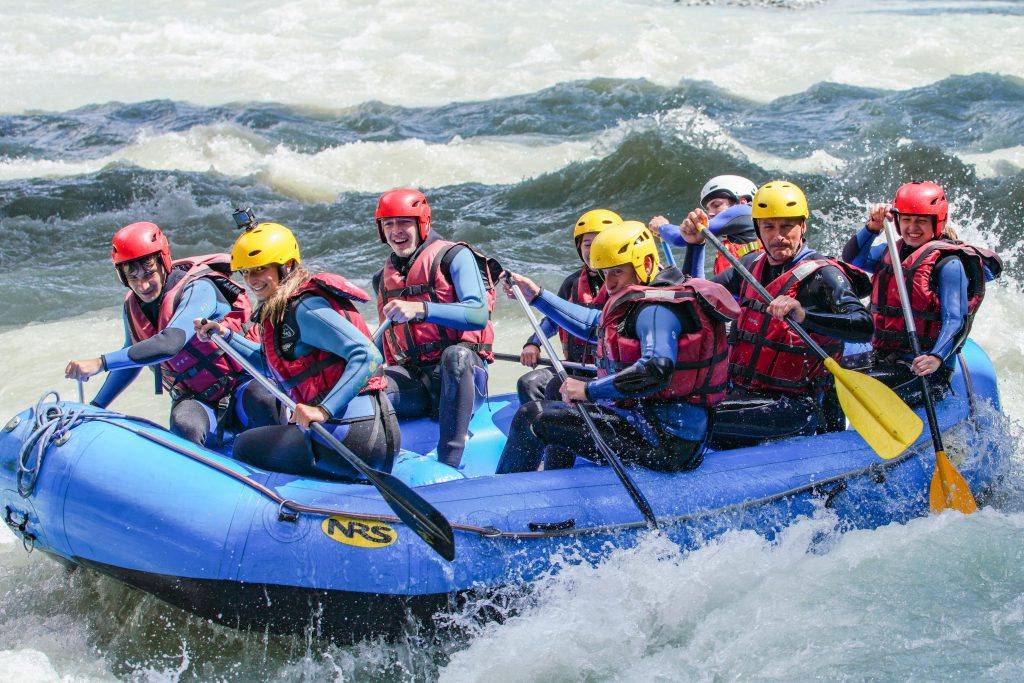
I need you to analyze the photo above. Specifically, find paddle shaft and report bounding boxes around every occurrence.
[881,223,945,450]
[372,319,392,349]
[656,232,676,267]
[491,352,596,375]
[508,281,658,527]
[207,329,456,560]
[698,227,831,359]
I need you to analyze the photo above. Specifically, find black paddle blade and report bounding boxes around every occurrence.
[371,469,456,561]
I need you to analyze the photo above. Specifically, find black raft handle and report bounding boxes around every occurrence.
[528,518,576,532]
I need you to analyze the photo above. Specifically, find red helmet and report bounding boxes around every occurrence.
[892,181,948,238]
[111,222,172,285]
[375,189,432,243]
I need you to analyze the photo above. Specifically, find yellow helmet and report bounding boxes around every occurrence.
[231,222,301,271]
[751,181,810,220]
[573,209,622,264]
[573,209,623,240]
[588,220,660,284]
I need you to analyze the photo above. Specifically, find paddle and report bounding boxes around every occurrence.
[695,222,923,460]
[372,319,392,350]
[655,230,676,267]
[206,325,457,561]
[491,351,596,375]
[881,222,977,513]
[506,277,658,527]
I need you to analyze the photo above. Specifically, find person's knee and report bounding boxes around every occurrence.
[170,402,209,445]
[517,368,548,403]
[440,344,476,379]
[240,382,282,427]
[510,400,545,431]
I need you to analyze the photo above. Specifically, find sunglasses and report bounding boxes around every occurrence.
[121,255,161,281]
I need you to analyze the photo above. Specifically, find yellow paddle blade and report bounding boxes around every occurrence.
[824,358,923,460]
[930,450,978,514]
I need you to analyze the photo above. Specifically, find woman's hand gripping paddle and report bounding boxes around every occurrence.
[695,223,923,460]
[881,223,976,513]
[205,323,457,560]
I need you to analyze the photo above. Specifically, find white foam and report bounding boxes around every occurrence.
[0,650,61,683]
[440,510,1024,681]
[658,105,847,175]
[0,0,1020,113]
[956,146,1024,179]
[0,123,616,198]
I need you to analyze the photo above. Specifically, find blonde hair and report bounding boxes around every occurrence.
[257,264,310,326]
[941,225,958,240]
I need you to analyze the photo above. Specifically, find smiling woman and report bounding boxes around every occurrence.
[843,181,1003,398]
[195,221,400,482]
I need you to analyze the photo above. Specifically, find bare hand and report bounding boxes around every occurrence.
[520,344,541,367]
[194,317,229,342]
[648,216,669,235]
[866,203,891,234]
[559,377,589,403]
[502,271,541,303]
[680,209,709,245]
[382,299,425,323]
[65,358,104,381]
[766,295,805,323]
[911,354,942,376]
[293,403,329,430]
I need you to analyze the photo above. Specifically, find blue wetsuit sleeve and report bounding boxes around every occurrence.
[102,280,226,370]
[929,259,970,362]
[91,367,142,408]
[533,288,601,343]
[658,223,687,247]
[842,227,886,273]
[682,242,707,278]
[587,305,680,400]
[91,315,142,407]
[708,204,753,238]
[422,248,489,330]
[525,316,559,347]
[677,206,756,278]
[294,297,383,417]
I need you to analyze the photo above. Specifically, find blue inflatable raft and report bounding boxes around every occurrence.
[0,341,1010,641]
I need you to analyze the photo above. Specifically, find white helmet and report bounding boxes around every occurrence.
[699,175,759,209]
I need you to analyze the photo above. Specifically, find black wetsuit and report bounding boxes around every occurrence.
[709,246,873,449]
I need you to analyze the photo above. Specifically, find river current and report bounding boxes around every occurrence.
[0,1,1023,680]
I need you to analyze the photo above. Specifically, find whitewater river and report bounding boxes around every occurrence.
[0,0,1023,680]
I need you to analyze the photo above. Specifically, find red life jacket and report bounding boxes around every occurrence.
[261,272,387,407]
[871,239,1002,354]
[714,239,763,275]
[729,254,867,394]
[558,267,604,364]
[124,254,254,403]
[376,237,499,366]
[596,276,740,407]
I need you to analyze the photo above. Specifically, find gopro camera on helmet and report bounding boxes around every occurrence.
[232,207,258,231]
